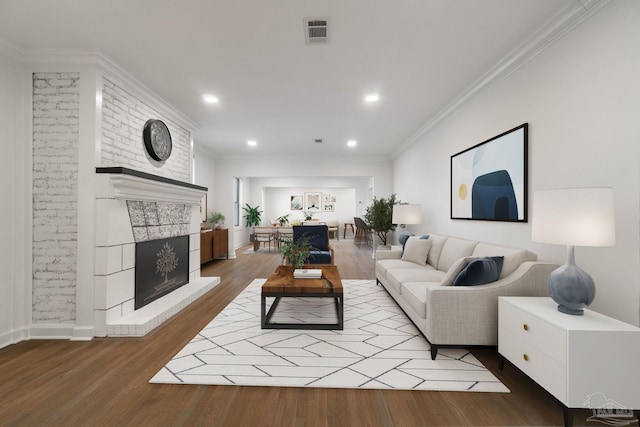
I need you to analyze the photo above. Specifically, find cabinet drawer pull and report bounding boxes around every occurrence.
[523,354,529,362]
[523,324,529,331]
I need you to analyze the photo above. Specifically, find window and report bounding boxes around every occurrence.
[234,177,241,227]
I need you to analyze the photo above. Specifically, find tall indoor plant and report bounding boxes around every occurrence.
[364,193,399,246]
[242,204,262,227]
[242,204,262,241]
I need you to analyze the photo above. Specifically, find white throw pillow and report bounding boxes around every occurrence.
[401,237,432,266]
[440,256,479,286]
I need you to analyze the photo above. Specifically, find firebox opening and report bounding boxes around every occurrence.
[135,235,189,310]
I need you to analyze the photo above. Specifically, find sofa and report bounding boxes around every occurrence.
[375,233,557,359]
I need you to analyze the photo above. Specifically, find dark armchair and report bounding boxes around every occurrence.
[292,225,334,265]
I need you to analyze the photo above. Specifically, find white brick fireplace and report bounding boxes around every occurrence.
[93,168,220,337]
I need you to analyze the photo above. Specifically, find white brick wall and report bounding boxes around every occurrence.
[32,72,79,323]
[101,78,191,182]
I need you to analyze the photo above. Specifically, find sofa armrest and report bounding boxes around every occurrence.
[424,261,558,346]
[375,249,402,260]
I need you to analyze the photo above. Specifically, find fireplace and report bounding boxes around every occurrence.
[94,167,221,337]
[135,235,189,310]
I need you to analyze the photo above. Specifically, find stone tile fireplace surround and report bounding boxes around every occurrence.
[94,167,220,337]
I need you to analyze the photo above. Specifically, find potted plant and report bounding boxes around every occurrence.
[279,234,314,268]
[242,204,263,242]
[303,210,314,221]
[364,193,399,247]
[276,214,290,226]
[208,211,225,229]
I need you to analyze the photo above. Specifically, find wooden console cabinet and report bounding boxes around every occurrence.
[498,297,640,427]
[200,228,228,264]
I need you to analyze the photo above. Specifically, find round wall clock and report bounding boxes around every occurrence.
[143,119,172,161]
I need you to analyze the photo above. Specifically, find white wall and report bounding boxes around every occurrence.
[212,155,392,251]
[393,1,640,325]
[263,186,356,224]
[101,78,192,182]
[193,146,217,222]
[0,46,28,348]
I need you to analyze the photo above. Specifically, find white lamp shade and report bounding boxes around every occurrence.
[392,204,422,225]
[531,188,615,247]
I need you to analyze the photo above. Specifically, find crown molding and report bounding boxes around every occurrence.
[393,0,612,158]
[214,152,390,164]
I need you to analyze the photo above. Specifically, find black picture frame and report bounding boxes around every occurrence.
[450,123,528,222]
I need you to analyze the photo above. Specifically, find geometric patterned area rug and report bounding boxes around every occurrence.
[150,279,509,393]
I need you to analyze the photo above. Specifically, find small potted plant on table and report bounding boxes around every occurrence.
[279,234,313,269]
[276,214,290,226]
[208,212,225,229]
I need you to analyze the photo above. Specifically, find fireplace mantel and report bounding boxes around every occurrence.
[96,167,207,203]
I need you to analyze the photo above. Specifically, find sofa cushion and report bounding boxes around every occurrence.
[401,237,432,265]
[426,234,448,268]
[400,282,442,319]
[437,237,478,272]
[440,256,479,286]
[376,258,427,280]
[471,243,537,278]
[308,250,332,264]
[454,256,504,286]
[387,268,445,294]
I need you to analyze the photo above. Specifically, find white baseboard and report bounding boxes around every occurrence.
[0,327,29,350]
[27,323,75,340]
[71,325,96,341]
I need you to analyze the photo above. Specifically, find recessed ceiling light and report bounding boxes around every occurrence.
[247,140,257,147]
[347,139,357,147]
[203,94,219,104]
[364,93,379,103]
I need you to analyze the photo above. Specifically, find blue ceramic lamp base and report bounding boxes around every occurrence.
[548,246,595,316]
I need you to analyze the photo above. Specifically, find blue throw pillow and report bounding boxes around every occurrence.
[398,232,413,247]
[453,256,504,286]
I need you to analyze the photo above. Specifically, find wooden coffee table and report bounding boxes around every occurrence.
[261,265,343,330]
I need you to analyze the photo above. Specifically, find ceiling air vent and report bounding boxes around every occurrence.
[304,18,329,44]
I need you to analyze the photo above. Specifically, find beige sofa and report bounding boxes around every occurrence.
[375,233,557,359]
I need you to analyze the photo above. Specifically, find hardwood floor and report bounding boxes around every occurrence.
[0,239,603,426]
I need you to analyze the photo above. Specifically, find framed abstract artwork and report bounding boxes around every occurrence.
[290,195,303,210]
[450,123,528,222]
[304,192,321,212]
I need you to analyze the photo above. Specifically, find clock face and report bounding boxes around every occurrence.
[143,119,172,161]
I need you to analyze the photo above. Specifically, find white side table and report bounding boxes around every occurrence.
[498,297,640,427]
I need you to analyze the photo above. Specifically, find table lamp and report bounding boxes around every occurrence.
[393,204,423,228]
[531,188,615,315]
[393,204,423,246]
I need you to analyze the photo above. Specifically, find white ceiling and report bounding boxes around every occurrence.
[0,0,578,159]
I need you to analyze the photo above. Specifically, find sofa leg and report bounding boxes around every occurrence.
[430,345,438,360]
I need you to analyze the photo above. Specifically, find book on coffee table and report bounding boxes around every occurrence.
[293,268,322,279]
